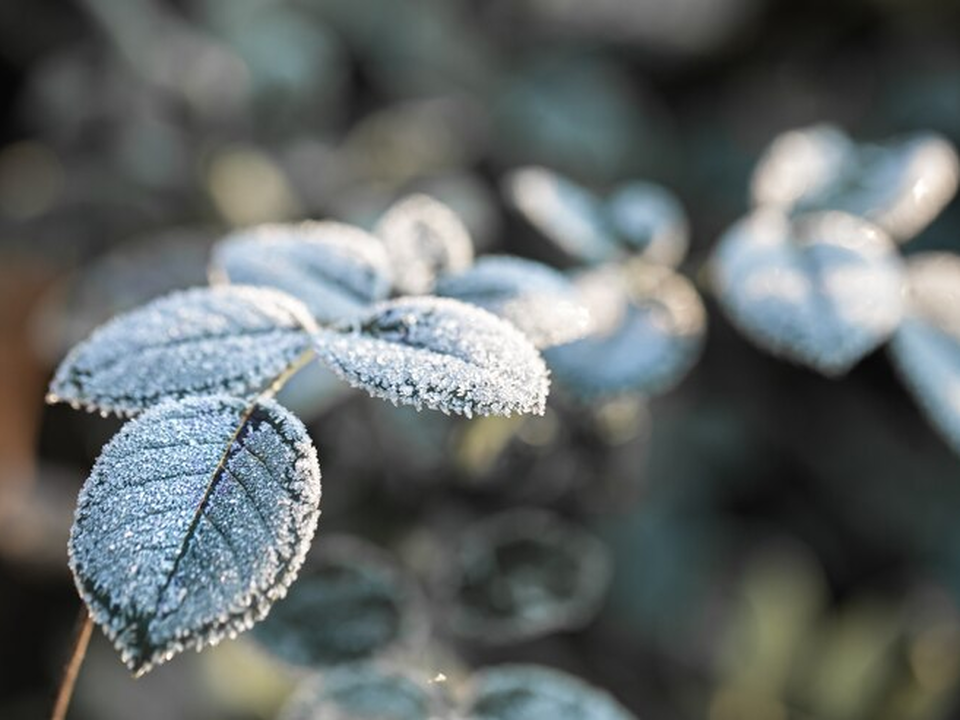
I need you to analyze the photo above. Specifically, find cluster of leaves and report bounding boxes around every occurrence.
[710,124,960,457]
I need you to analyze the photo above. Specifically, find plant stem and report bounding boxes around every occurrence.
[50,609,93,720]
[260,347,317,400]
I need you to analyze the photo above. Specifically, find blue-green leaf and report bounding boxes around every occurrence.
[68,395,322,676]
[605,181,689,267]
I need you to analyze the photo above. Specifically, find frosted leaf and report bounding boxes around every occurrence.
[68,395,322,676]
[751,125,959,242]
[465,665,637,720]
[545,261,706,399]
[48,286,317,416]
[313,297,550,417]
[210,221,393,323]
[279,664,445,720]
[435,255,592,349]
[375,193,475,295]
[441,509,611,644]
[252,536,428,667]
[889,253,960,457]
[711,210,904,375]
[605,181,690,267]
[503,167,619,264]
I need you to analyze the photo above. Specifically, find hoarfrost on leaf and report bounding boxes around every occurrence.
[711,209,903,376]
[252,536,428,667]
[375,193,475,295]
[47,286,317,416]
[313,296,550,417]
[68,395,322,676]
[435,255,592,348]
[605,181,690,267]
[210,221,393,323]
[890,253,960,458]
[545,260,706,399]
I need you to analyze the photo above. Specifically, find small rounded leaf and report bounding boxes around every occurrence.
[210,221,393,323]
[435,255,592,348]
[252,536,428,668]
[465,665,637,720]
[375,193,475,295]
[313,297,550,417]
[890,253,960,457]
[711,210,903,375]
[440,509,611,644]
[68,395,322,675]
[605,181,689,267]
[48,286,317,416]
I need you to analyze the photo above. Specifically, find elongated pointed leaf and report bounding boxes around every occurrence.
[890,253,960,456]
[435,255,592,348]
[545,261,706,398]
[376,193,474,295]
[210,221,392,323]
[503,167,619,264]
[48,286,317,416]
[465,665,637,720]
[252,536,428,667]
[711,210,903,375]
[313,297,549,417]
[68,395,322,675]
[605,181,689,267]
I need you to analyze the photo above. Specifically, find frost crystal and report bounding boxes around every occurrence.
[466,665,637,720]
[711,210,903,376]
[605,181,690,268]
[210,221,393,323]
[313,297,550,417]
[435,255,592,349]
[890,253,960,457]
[376,193,475,295]
[252,536,428,667]
[503,167,619,264]
[546,261,706,398]
[68,395,322,676]
[48,286,317,416]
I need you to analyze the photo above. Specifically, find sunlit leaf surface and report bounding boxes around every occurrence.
[48,286,317,416]
[210,221,392,324]
[712,210,903,375]
[68,395,322,675]
[435,255,592,348]
[313,297,550,417]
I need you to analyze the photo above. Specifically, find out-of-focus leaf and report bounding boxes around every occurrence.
[252,536,428,668]
[545,261,706,398]
[48,286,317,416]
[711,210,903,375]
[605,181,689,268]
[441,509,611,644]
[69,395,322,676]
[464,665,637,720]
[435,255,592,348]
[890,253,960,457]
[313,297,549,418]
[375,193,474,295]
[751,125,959,242]
[210,222,392,324]
[503,167,619,265]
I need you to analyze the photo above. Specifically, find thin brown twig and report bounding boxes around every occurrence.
[50,608,94,720]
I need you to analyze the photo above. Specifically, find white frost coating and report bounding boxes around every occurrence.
[890,253,960,457]
[375,193,475,295]
[68,395,322,676]
[466,665,638,720]
[751,125,959,242]
[210,221,393,323]
[712,210,904,375]
[313,297,550,417]
[545,262,706,398]
[435,255,592,348]
[503,167,620,264]
[47,286,317,416]
[605,181,690,268]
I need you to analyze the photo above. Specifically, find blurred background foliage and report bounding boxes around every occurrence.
[2,0,960,718]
